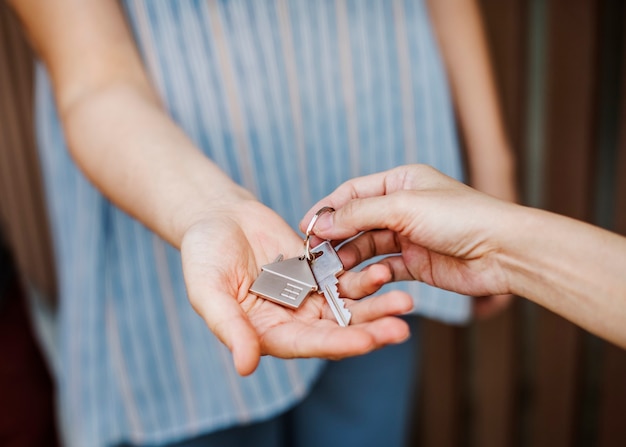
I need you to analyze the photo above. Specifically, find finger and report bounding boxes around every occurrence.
[261,317,411,360]
[311,193,418,242]
[346,290,414,323]
[374,256,421,282]
[299,164,451,233]
[355,317,412,351]
[190,288,261,376]
[341,258,418,289]
[337,263,393,299]
[299,170,395,233]
[337,230,419,283]
[354,317,411,349]
[337,229,401,269]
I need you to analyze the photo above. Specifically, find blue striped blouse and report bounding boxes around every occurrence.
[34,1,469,446]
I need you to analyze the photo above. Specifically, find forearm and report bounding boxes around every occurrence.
[9,0,251,249]
[427,0,515,194]
[501,206,626,346]
[62,80,252,248]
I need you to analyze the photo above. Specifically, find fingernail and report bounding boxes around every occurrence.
[314,212,333,232]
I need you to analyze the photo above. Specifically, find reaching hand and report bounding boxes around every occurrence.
[181,199,413,376]
[300,164,518,301]
[299,164,626,349]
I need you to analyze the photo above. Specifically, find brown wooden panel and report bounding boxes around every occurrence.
[597,9,626,443]
[469,307,520,447]
[598,345,626,447]
[532,313,584,447]
[614,1,626,239]
[478,0,528,155]
[542,1,600,220]
[615,122,626,235]
[0,3,57,299]
[414,320,464,447]
[530,0,600,446]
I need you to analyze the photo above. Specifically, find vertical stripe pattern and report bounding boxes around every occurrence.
[34,1,469,445]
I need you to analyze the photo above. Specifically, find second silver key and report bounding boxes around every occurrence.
[309,241,352,326]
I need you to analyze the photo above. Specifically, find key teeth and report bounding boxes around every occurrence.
[322,283,351,326]
[335,295,350,314]
[336,303,351,317]
[340,305,351,318]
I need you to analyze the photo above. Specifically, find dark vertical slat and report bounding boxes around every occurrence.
[0,10,30,242]
[611,3,626,239]
[599,354,626,447]
[598,345,626,447]
[532,314,583,447]
[0,3,57,299]
[470,1,528,447]
[469,309,520,447]
[478,0,528,151]
[415,320,464,447]
[530,1,600,446]
[541,0,599,219]
[597,7,626,443]
[579,1,626,445]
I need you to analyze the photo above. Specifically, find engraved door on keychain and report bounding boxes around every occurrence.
[249,254,317,308]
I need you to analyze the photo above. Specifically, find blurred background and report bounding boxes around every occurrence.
[414,0,626,446]
[1,0,625,446]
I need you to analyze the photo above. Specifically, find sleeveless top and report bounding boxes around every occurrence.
[34,1,469,445]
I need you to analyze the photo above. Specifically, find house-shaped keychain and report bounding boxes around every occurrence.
[249,254,318,309]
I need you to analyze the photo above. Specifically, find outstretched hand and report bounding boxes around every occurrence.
[181,199,413,376]
[300,164,518,302]
[300,164,626,349]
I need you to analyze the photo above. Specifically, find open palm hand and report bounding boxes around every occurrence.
[181,200,413,376]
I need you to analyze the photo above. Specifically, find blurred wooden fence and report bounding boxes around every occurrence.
[2,1,626,447]
[414,1,626,446]
[0,1,56,301]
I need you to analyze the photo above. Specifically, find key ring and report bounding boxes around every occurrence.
[304,206,335,261]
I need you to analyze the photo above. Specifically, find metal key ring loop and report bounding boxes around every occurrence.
[304,206,335,260]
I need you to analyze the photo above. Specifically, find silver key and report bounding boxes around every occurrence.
[249,254,318,309]
[309,241,352,326]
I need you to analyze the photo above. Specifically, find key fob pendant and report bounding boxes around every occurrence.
[249,255,318,309]
[309,241,345,283]
[309,241,352,326]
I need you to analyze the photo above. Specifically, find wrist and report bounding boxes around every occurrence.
[495,205,576,302]
[172,182,257,248]
[488,202,534,298]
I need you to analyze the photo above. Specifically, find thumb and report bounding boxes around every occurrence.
[313,193,413,241]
